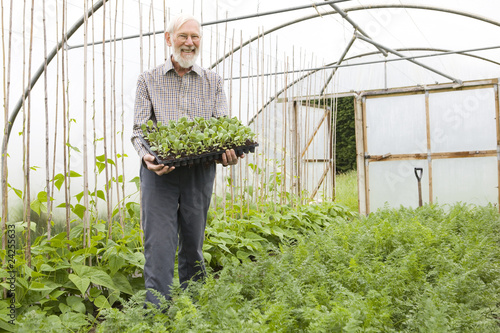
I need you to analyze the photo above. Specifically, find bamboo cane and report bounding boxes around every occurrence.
[254,28,260,209]
[281,56,288,205]
[229,28,235,217]
[82,0,89,250]
[261,28,266,204]
[246,34,251,214]
[220,11,228,218]
[49,0,61,242]
[22,0,27,257]
[120,0,126,230]
[25,0,35,267]
[42,0,52,241]
[1,0,14,253]
[163,2,167,62]
[139,1,143,73]
[101,0,112,239]
[151,0,156,68]
[61,0,70,241]
[111,0,123,230]
[256,28,262,203]
[238,30,243,217]
[273,36,278,208]
[65,0,72,245]
[92,0,99,224]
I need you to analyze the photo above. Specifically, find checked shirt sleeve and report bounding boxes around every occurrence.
[212,74,229,118]
[131,73,153,159]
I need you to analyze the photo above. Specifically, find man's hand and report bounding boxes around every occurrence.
[143,154,175,176]
[220,149,244,167]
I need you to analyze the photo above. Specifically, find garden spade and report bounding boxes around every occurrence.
[414,167,423,207]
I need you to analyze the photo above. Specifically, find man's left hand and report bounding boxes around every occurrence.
[221,149,244,166]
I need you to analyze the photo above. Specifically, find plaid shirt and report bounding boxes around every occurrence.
[131,57,228,158]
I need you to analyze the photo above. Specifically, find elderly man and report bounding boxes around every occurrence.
[131,13,242,307]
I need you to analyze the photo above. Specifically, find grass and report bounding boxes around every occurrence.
[334,169,358,212]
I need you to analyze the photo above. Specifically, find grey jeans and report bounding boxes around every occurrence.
[140,162,216,306]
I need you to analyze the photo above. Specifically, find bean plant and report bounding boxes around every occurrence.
[141,116,257,160]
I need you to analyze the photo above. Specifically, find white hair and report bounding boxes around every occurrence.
[166,13,202,36]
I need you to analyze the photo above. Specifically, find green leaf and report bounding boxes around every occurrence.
[73,265,117,290]
[130,177,140,191]
[108,255,125,276]
[75,191,84,203]
[40,264,55,272]
[96,161,106,174]
[56,202,72,209]
[60,312,89,330]
[90,270,117,291]
[30,199,42,216]
[112,272,134,295]
[96,190,106,201]
[68,171,82,177]
[94,295,111,309]
[68,274,90,295]
[66,142,81,153]
[37,191,50,202]
[59,303,71,314]
[203,251,212,264]
[49,289,66,301]
[53,173,65,190]
[236,250,252,260]
[96,154,115,166]
[66,296,86,314]
[72,204,86,219]
[0,319,15,332]
[89,287,102,299]
[7,183,23,199]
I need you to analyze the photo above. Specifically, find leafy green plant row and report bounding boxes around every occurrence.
[0,219,145,332]
[94,203,500,332]
[203,200,356,269]
[1,199,353,332]
[141,116,257,160]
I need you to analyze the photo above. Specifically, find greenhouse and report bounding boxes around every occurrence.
[1,0,500,331]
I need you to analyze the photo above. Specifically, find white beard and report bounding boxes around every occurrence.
[172,45,199,68]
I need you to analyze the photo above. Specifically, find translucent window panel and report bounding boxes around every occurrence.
[299,107,329,160]
[429,88,497,153]
[366,94,427,155]
[432,157,498,206]
[368,160,429,211]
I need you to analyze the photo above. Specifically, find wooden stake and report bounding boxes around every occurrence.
[83,0,89,249]
[1,0,14,256]
[25,0,35,267]
[101,0,112,239]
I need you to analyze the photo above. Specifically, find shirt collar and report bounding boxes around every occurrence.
[163,56,204,77]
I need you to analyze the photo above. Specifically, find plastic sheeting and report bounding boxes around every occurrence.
[361,82,499,212]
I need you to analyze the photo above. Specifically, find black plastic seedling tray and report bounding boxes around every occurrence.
[140,137,258,167]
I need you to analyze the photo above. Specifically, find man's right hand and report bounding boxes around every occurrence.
[143,154,175,176]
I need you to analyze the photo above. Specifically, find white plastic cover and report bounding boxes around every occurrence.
[366,94,427,155]
[432,157,498,206]
[429,88,497,153]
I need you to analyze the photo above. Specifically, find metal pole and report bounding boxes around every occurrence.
[355,32,463,85]
[319,34,356,96]
[326,1,388,57]
[240,44,500,81]
[67,0,351,50]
